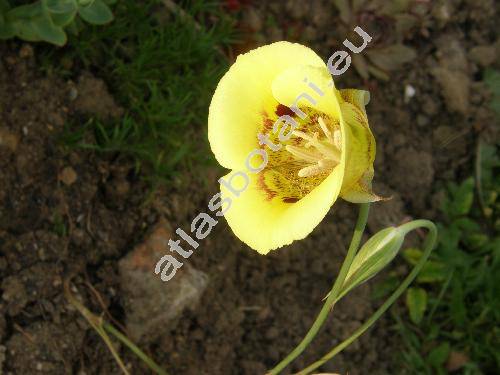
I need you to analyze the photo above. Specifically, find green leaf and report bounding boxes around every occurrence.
[13,9,66,46]
[44,0,76,13]
[427,342,451,367]
[402,247,423,265]
[78,0,113,25]
[50,8,77,27]
[34,16,66,45]
[0,0,11,13]
[406,287,427,324]
[0,16,15,39]
[443,178,475,218]
[6,2,42,19]
[417,261,448,283]
[484,69,500,116]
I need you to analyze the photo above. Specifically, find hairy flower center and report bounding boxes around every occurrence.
[285,116,341,178]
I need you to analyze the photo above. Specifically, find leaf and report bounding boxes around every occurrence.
[427,342,451,367]
[50,8,77,27]
[34,14,66,45]
[443,178,474,218]
[78,0,113,25]
[366,44,417,71]
[0,0,11,13]
[484,69,500,116]
[416,261,448,283]
[6,2,42,19]
[406,287,427,324]
[450,278,467,327]
[44,0,76,14]
[402,247,423,265]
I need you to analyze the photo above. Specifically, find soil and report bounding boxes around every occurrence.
[0,1,499,375]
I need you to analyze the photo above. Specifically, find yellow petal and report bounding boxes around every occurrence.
[208,42,326,170]
[271,64,341,120]
[221,166,343,254]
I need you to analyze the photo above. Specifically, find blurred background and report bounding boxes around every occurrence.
[0,0,499,374]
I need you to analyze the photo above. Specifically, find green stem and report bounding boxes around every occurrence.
[269,203,371,374]
[296,220,437,374]
[103,323,169,375]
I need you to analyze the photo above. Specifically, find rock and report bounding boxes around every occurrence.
[1,276,28,316]
[432,36,471,114]
[431,68,470,114]
[468,45,496,67]
[0,129,19,153]
[59,166,78,186]
[72,72,124,120]
[119,219,208,342]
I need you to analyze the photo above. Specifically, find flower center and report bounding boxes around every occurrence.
[285,116,341,177]
[258,107,342,203]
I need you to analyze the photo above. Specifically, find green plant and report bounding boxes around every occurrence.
[0,0,115,46]
[379,143,500,374]
[52,0,235,185]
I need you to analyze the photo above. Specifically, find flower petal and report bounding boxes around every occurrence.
[208,42,326,169]
[221,166,343,254]
[271,64,341,120]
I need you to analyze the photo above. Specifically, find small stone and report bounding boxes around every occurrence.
[119,218,208,342]
[417,114,429,127]
[0,129,19,152]
[59,167,78,186]
[469,45,496,67]
[19,44,34,59]
[431,68,470,114]
[404,84,416,103]
[68,87,78,101]
[422,96,439,116]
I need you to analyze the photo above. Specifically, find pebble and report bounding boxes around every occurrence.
[469,45,496,67]
[59,166,78,186]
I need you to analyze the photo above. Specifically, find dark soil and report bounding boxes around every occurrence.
[1,0,499,374]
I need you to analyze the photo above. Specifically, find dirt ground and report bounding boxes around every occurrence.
[0,0,499,374]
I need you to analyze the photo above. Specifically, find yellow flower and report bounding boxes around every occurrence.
[208,41,381,254]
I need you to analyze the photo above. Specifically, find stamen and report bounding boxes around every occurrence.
[318,117,334,143]
[318,158,337,169]
[285,145,322,163]
[298,164,330,177]
[292,130,340,161]
[333,130,341,149]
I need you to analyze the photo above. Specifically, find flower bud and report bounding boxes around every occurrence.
[337,227,405,301]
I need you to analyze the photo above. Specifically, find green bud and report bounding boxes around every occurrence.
[337,227,405,302]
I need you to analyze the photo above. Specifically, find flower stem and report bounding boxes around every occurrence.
[296,220,437,374]
[268,203,371,374]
